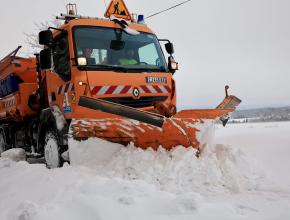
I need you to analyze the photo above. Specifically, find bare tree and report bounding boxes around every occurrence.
[23,17,62,56]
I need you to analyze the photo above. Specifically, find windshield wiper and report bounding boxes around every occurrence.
[79,64,167,73]
[81,64,129,72]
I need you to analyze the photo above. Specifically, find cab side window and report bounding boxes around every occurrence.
[52,33,71,81]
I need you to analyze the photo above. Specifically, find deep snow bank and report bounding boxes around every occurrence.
[0,159,208,220]
[0,144,261,220]
[68,120,262,194]
[89,143,263,194]
[1,122,290,220]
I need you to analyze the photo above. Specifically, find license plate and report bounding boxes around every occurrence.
[146,76,167,83]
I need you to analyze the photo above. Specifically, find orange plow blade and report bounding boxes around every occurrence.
[70,109,231,152]
[70,91,241,152]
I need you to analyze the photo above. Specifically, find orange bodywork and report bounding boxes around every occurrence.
[0,53,38,120]
[44,19,176,121]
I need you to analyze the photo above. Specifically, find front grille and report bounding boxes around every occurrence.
[101,96,168,108]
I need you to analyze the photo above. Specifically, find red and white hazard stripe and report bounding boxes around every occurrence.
[90,85,132,95]
[90,85,171,95]
[57,83,74,95]
[140,85,171,94]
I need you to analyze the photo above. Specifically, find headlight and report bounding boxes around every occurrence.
[77,57,87,66]
[170,62,178,70]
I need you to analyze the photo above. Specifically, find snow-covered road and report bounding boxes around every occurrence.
[0,121,290,220]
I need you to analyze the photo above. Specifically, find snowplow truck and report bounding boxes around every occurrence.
[0,3,241,168]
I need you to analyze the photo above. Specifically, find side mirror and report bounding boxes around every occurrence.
[168,56,178,74]
[39,49,52,70]
[39,30,53,46]
[110,40,125,50]
[165,42,174,55]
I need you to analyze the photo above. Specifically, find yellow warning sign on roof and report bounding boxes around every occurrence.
[105,0,132,21]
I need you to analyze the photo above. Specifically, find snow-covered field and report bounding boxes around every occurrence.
[0,121,290,220]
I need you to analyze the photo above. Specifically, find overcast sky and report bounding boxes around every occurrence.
[1,0,290,109]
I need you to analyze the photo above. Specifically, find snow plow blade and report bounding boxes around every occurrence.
[70,95,238,151]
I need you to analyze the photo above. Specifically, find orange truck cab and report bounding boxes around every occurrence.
[40,18,178,121]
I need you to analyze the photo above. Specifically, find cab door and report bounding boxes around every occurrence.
[46,32,74,115]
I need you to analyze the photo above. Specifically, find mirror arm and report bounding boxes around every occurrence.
[48,27,66,33]
[158,39,171,43]
[159,39,174,55]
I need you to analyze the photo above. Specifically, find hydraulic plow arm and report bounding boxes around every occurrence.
[78,96,165,127]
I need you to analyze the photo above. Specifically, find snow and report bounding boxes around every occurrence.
[109,15,140,36]
[123,26,140,36]
[1,121,290,220]
[51,105,66,131]
[1,148,26,162]
[215,121,290,188]
[68,138,123,166]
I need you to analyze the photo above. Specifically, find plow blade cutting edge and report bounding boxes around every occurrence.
[70,95,241,151]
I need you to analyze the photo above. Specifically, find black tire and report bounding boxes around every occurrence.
[44,130,63,169]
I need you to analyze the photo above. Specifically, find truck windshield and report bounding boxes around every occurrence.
[74,27,168,72]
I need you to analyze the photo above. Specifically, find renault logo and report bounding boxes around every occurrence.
[132,87,140,99]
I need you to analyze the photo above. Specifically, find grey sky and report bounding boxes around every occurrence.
[1,0,289,109]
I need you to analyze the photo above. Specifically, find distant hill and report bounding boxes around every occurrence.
[230,106,290,123]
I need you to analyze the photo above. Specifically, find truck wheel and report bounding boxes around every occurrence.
[44,130,61,169]
[0,132,5,156]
